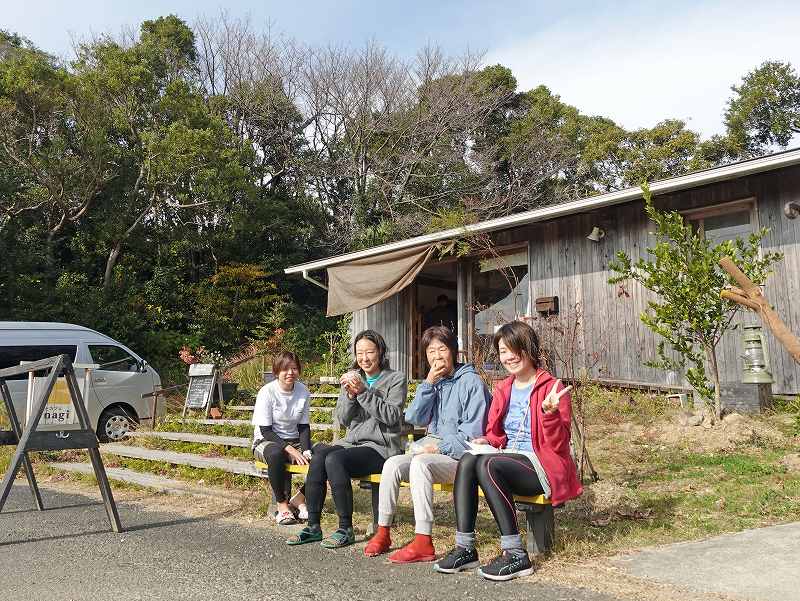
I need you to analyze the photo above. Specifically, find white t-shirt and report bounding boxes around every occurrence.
[251,380,311,442]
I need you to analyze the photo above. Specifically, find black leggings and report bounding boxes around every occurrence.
[454,452,545,536]
[303,443,385,530]
[256,441,298,503]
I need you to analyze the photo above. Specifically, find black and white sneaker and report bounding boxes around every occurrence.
[433,546,480,574]
[478,551,534,581]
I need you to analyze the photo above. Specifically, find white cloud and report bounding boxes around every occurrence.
[486,1,800,137]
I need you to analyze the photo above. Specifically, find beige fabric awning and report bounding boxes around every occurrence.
[326,244,436,316]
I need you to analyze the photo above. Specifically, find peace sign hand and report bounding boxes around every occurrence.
[542,383,572,414]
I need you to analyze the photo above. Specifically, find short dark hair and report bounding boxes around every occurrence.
[493,321,541,369]
[272,351,301,374]
[436,294,449,303]
[352,329,390,369]
[420,326,458,368]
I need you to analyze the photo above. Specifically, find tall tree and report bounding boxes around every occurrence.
[725,60,800,156]
[0,34,114,259]
[71,16,250,290]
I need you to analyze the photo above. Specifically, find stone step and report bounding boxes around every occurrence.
[49,462,249,499]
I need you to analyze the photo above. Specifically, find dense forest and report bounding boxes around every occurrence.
[2,14,799,381]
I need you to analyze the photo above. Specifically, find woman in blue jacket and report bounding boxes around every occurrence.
[364,326,490,563]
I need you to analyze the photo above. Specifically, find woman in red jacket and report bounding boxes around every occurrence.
[434,321,582,581]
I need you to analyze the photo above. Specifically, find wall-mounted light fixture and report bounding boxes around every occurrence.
[587,226,605,242]
[785,201,800,219]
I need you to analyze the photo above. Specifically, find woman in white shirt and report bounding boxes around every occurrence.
[252,351,312,525]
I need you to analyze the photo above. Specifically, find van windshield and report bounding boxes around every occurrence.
[0,345,78,380]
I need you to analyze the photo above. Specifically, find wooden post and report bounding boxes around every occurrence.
[720,256,800,365]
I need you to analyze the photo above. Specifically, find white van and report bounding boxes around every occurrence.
[0,322,163,441]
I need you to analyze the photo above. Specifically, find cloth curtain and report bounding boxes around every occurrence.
[326,244,436,316]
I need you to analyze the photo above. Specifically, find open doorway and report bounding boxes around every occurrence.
[412,260,458,378]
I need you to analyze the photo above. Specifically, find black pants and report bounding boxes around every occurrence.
[454,452,545,536]
[254,439,301,503]
[303,443,385,529]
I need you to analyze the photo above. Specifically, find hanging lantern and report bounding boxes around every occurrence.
[741,324,773,384]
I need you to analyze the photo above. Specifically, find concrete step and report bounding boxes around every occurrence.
[49,462,249,499]
[100,443,266,478]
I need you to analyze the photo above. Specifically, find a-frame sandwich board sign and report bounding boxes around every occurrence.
[0,354,122,532]
[182,363,223,418]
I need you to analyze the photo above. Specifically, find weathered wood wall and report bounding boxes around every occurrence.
[351,288,410,373]
[353,165,800,394]
[518,164,800,395]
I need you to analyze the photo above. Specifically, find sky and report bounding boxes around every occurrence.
[3,0,799,137]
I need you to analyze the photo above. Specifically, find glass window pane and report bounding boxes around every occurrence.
[0,345,77,380]
[703,210,753,245]
[703,210,751,231]
[89,345,139,372]
[473,250,529,336]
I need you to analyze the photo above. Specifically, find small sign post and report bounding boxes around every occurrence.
[182,363,223,418]
[0,354,122,532]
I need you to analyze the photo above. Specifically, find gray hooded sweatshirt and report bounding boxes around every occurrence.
[335,368,407,459]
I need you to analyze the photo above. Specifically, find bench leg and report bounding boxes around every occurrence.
[523,504,554,557]
[369,482,380,536]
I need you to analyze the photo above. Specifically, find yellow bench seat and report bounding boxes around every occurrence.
[254,459,555,555]
[255,461,550,505]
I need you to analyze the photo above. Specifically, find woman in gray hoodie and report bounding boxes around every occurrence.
[286,329,406,549]
[364,326,490,563]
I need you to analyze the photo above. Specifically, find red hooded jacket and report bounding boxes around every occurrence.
[484,370,582,505]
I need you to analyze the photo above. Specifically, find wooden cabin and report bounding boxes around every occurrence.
[286,149,800,408]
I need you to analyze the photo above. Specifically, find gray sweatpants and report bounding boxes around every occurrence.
[377,452,459,535]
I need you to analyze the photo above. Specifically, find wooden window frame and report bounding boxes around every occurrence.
[681,197,760,238]
[465,241,530,363]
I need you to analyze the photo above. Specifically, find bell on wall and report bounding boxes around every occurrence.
[741,324,774,384]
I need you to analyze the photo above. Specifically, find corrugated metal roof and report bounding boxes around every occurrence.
[286,146,800,274]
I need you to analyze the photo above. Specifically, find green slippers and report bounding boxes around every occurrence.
[286,526,323,545]
[320,527,355,549]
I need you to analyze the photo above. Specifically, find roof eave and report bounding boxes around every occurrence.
[285,147,800,275]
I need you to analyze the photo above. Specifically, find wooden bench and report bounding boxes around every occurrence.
[254,460,554,556]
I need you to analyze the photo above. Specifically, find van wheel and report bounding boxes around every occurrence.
[97,407,137,442]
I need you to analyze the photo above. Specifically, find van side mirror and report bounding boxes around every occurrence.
[137,360,147,373]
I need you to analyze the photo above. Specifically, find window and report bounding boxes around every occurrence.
[0,345,78,380]
[684,199,756,246]
[88,345,140,372]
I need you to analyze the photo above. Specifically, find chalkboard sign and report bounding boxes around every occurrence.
[186,375,214,408]
[183,364,217,414]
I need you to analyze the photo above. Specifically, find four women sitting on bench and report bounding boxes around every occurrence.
[262,321,580,581]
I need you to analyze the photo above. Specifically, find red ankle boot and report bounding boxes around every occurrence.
[387,534,436,563]
[364,526,392,557]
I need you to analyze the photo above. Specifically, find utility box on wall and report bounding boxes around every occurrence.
[535,296,559,316]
